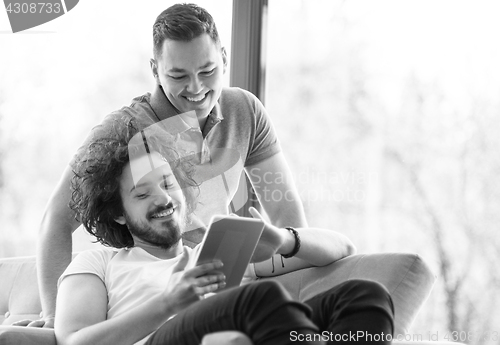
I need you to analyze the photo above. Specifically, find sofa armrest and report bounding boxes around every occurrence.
[0,326,56,345]
[271,253,436,336]
[0,326,254,345]
[0,256,43,325]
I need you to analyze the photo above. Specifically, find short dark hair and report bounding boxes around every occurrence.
[70,115,199,249]
[153,3,221,59]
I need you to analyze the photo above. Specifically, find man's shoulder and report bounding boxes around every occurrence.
[104,92,156,122]
[59,247,120,286]
[219,87,265,122]
[73,247,119,265]
[220,87,259,104]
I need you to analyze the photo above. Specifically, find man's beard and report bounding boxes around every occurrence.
[124,205,186,250]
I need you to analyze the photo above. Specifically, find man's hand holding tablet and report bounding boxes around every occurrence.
[195,213,265,290]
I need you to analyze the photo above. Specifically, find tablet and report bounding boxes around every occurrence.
[195,214,264,290]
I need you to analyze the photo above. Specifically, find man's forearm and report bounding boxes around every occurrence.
[245,153,309,229]
[56,293,170,345]
[265,193,308,228]
[254,227,356,277]
[257,184,308,229]
[37,217,74,320]
[37,165,80,321]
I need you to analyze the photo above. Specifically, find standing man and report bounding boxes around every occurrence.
[33,3,308,328]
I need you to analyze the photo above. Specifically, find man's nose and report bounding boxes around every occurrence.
[186,76,203,94]
[153,187,172,204]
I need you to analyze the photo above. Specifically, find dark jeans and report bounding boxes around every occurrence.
[145,279,394,345]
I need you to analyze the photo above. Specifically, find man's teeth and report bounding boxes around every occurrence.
[186,94,206,102]
[152,208,174,218]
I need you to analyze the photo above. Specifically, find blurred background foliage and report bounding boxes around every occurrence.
[1,0,499,342]
[265,0,500,342]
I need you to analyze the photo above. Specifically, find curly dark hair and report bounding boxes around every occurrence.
[70,115,199,249]
[153,3,220,59]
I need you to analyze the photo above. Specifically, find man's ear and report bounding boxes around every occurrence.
[150,58,160,84]
[114,215,126,225]
[221,47,228,74]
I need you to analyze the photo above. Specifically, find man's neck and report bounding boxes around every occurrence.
[198,115,209,133]
[133,240,183,260]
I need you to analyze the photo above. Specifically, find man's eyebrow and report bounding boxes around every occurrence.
[168,61,215,73]
[129,183,145,194]
[130,180,151,194]
[129,171,174,194]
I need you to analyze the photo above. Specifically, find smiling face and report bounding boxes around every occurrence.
[115,151,188,252]
[151,33,227,121]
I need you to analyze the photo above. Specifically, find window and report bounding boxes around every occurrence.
[266,0,500,339]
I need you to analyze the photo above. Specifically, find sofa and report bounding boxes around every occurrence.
[1,252,445,345]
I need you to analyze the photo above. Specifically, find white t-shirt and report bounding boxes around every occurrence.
[58,245,256,344]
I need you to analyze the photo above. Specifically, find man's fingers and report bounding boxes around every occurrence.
[186,260,223,278]
[195,279,226,295]
[27,320,46,328]
[42,318,55,329]
[248,206,263,220]
[11,319,32,327]
[12,318,53,328]
[187,270,225,297]
[198,273,225,286]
